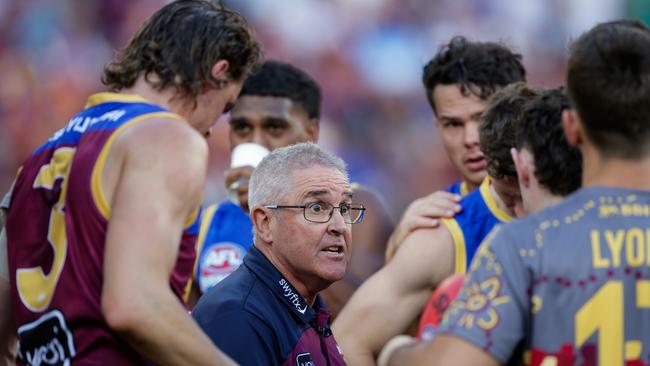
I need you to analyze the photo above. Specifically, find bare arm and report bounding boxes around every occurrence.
[333,226,456,365]
[385,334,499,366]
[385,191,461,262]
[322,186,395,318]
[101,119,234,366]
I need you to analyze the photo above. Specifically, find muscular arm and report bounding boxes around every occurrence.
[101,119,234,366]
[322,186,395,318]
[333,225,456,365]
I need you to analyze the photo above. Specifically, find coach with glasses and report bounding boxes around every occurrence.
[193,143,362,365]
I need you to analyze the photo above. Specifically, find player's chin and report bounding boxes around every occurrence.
[464,169,487,186]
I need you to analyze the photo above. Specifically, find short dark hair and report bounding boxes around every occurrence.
[567,19,650,158]
[422,36,526,112]
[102,0,262,102]
[480,82,544,180]
[517,88,582,196]
[239,60,322,119]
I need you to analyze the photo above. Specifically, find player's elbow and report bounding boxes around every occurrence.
[101,287,146,334]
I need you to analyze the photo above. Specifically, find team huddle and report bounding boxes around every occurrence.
[1,1,649,365]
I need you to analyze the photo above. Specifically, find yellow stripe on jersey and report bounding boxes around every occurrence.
[479,177,513,223]
[90,111,187,220]
[183,203,219,301]
[85,92,152,109]
[460,181,469,196]
[441,217,467,274]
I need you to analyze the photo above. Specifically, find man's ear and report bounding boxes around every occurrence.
[211,60,230,83]
[250,206,273,244]
[562,109,583,147]
[306,119,320,143]
[511,147,530,189]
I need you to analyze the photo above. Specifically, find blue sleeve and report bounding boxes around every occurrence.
[437,224,531,363]
[193,306,278,366]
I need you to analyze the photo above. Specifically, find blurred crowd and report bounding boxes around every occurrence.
[0,0,646,219]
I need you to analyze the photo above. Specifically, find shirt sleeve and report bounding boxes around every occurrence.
[193,306,278,366]
[437,224,531,363]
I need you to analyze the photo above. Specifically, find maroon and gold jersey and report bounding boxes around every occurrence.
[6,93,201,365]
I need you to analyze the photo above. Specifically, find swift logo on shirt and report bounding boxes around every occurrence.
[279,279,308,314]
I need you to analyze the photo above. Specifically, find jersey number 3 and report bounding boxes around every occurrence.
[17,147,76,312]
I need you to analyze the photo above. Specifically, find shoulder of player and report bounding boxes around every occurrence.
[117,116,207,158]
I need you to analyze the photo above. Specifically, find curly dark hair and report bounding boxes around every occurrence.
[102,0,262,102]
[517,88,582,196]
[568,19,650,158]
[422,36,526,113]
[479,82,544,180]
[240,60,321,119]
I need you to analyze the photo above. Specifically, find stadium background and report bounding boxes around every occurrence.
[0,0,648,219]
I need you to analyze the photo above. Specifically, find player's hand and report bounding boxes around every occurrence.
[385,191,461,262]
[225,166,254,212]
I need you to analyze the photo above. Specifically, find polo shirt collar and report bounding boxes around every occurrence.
[244,245,328,324]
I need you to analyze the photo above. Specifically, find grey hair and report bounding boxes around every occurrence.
[248,142,348,210]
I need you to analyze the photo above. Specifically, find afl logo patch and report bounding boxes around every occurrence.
[198,242,245,292]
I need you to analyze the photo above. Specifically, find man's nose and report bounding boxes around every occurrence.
[464,122,480,147]
[327,208,349,235]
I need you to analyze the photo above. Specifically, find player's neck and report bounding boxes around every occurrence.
[583,150,650,190]
[529,190,563,214]
[119,76,184,114]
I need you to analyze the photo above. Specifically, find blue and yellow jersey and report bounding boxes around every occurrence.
[446,181,470,197]
[439,187,650,365]
[194,200,253,293]
[441,177,513,274]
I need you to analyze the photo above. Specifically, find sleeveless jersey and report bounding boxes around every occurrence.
[6,92,200,365]
[439,187,650,365]
[441,177,513,274]
[195,200,252,293]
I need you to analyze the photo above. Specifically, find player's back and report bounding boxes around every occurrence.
[481,187,650,365]
[6,93,199,365]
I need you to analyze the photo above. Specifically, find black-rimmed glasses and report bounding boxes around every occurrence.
[265,202,366,224]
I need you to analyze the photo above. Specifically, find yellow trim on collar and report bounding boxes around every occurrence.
[479,177,513,223]
[460,181,469,196]
[84,92,153,108]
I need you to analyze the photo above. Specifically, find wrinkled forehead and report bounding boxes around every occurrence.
[289,166,351,201]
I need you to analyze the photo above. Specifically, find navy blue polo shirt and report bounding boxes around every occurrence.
[193,245,346,366]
